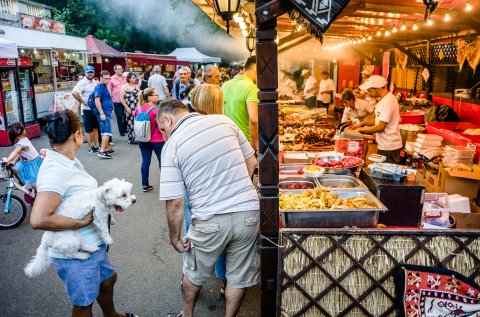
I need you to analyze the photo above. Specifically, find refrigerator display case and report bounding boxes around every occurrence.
[0,57,40,146]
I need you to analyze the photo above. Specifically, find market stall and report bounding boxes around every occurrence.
[190,0,480,315]
[85,35,127,75]
[0,39,41,145]
[0,24,88,118]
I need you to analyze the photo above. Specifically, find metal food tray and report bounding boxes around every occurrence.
[279,177,316,191]
[279,164,307,177]
[280,190,387,228]
[312,155,364,174]
[315,175,368,191]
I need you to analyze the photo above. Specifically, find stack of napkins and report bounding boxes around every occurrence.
[443,145,475,165]
[414,134,444,160]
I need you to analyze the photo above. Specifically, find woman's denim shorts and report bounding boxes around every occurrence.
[51,244,116,306]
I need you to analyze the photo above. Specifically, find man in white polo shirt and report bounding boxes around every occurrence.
[156,99,259,317]
[301,69,318,108]
[354,75,402,163]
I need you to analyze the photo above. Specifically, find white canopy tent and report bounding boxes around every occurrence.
[0,38,18,58]
[168,47,221,64]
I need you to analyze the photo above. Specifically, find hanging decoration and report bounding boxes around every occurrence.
[422,67,430,82]
[288,0,351,44]
[394,49,408,69]
[465,39,480,73]
[423,0,440,22]
[438,48,444,60]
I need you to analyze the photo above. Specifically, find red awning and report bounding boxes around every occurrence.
[126,52,189,66]
[85,35,125,57]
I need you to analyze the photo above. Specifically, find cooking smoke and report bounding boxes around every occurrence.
[95,0,248,61]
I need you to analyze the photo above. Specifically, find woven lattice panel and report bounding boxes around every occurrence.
[391,68,417,90]
[406,46,427,67]
[430,43,457,65]
[279,232,480,317]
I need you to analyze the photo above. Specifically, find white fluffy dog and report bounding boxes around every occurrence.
[24,178,136,278]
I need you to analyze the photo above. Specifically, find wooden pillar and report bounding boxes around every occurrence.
[256,0,279,316]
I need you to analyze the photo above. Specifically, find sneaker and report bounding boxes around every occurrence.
[97,151,112,159]
[109,141,115,146]
[88,146,99,154]
[108,149,116,155]
[142,185,153,192]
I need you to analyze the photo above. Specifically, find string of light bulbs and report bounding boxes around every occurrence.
[325,0,474,50]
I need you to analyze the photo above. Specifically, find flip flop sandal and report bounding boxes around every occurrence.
[126,314,139,317]
[166,312,182,317]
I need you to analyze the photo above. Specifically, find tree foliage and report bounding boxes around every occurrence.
[38,0,177,54]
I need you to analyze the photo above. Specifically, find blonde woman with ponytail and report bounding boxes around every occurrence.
[133,88,165,192]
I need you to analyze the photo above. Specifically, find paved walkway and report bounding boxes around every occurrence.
[0,127,260,317]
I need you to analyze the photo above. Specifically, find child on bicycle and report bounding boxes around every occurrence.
[3,122,42,189]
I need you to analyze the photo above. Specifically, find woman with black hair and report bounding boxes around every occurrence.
[121,72,140,144]
[30,110,138,317]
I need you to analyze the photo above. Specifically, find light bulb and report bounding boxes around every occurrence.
[362,37,366,42]
[412,22,418,30]
[275,36,279,44]
[239,22,247,30]
[21,49,25,53]
[242,30,248,37]
[466,0,473,11]
[392,25,398,33]
[444,11,451,22]
[367,35,372,40]
[384,30,391,36]
[400,22,406,31]
[427,19,433,26]
[376,29,382,36]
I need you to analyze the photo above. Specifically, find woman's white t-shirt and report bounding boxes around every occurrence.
[37,150,102,258]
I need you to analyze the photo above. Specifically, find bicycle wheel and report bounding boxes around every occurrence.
[0,194,27,229]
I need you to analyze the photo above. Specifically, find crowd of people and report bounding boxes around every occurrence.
[3,56,261,317]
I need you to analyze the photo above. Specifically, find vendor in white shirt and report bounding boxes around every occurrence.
[340,89,375,124]
[317,71,334,108]
[301,69,318,108]
[354,75,402,164]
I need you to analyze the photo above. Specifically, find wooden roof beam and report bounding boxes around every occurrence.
[389,40,429,68]
[279,35,313,54]
[278,30,307,46]
[335,1,365,20]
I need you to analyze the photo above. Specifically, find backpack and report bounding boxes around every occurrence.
[87,83,106,115]
[134,106,156,142]
[87,92,99,115]
[424,105,460,123]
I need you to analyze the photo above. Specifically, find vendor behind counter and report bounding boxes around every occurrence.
[352,75,402,164]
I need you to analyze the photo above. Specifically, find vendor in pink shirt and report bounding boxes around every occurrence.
[107,65,127,136]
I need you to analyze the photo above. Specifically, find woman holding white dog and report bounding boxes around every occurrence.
[29,110,139,317]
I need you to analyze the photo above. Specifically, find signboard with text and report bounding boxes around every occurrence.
[0,57,32,67]
[20,14,66,34]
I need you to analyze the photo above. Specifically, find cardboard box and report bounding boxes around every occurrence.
[451,203,480,228]
[425,170,439,193]
[437,164,480,200]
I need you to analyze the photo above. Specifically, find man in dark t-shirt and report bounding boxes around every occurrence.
[94,70,114,159]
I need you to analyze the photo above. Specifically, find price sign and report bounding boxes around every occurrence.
[466,142,477,152]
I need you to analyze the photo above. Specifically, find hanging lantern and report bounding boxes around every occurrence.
[246,33,256,55]
[213,0,241,34]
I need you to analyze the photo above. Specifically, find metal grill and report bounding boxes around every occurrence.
[406,46,427,67]
[430,43,457,65]
[278,230,480,317]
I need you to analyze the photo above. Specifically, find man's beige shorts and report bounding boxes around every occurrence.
[184,211,260,288]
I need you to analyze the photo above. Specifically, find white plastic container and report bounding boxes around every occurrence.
[448,195,470,213]
[422,193,450,228]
